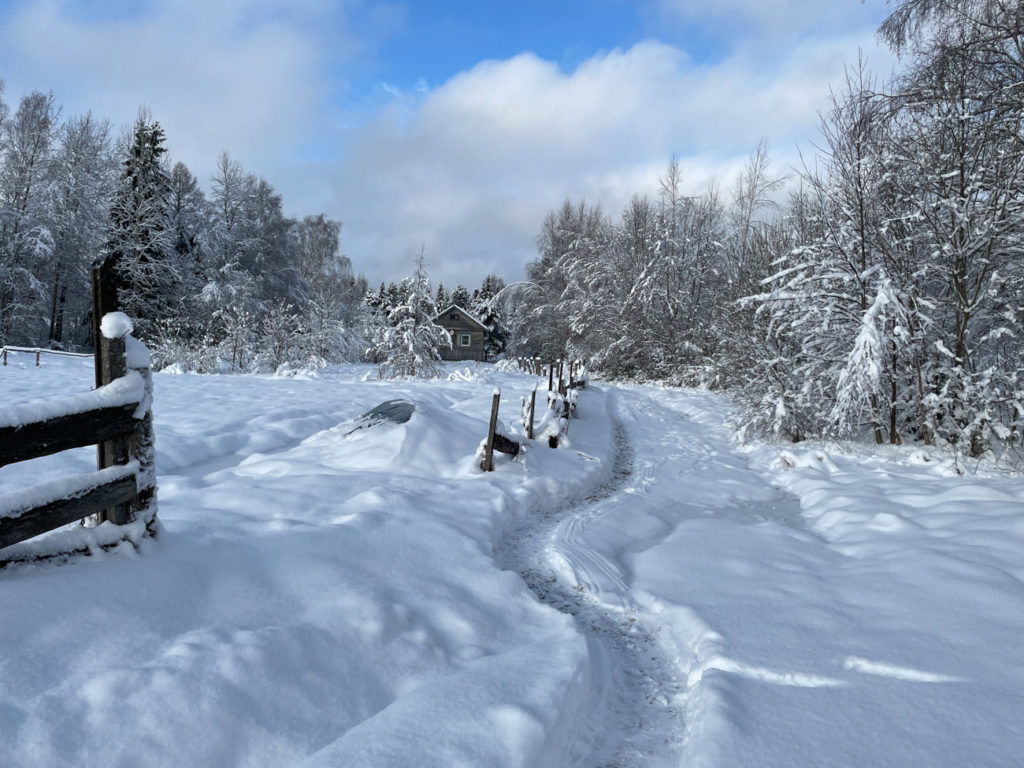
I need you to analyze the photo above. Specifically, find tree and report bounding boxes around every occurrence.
[472,274,509,359]
[45,112,116,347]
[105,111,176,338]
[374,248,451,378]
[450,284,471,308]
[0,91,59,345]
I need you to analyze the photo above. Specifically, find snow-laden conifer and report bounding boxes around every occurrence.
[374,249,451,379]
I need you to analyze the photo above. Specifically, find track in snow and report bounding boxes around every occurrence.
[497,414,685,767]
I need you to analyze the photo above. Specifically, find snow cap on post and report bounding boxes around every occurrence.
[493,387,501,397]
[100,312,134,340]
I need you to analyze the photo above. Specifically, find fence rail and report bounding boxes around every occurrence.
[2,346,94,366]
[0,313,157,559]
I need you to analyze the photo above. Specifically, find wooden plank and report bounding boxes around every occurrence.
[0,474,138,551]
[0,403,138,468]
[492,433,521,456]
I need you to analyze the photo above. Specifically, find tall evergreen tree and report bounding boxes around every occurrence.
[105,111,175,338]
[374,249,451,378]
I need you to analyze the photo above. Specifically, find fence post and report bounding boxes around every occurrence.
[527,387,537,440]
[92,259,131,525]
[91,259,119,389]
[96,333,130,525]
[481,389,501,472]
[548,364,553,392]
[2,348,6,365]
[127,341,157,521]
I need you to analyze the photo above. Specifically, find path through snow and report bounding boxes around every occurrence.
[497,395,687,767]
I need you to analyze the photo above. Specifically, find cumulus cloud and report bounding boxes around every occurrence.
[0,0,355,186]
[331,26,898,288]
[0,0,900,289]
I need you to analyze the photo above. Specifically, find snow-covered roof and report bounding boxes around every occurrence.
[433,304,488,330]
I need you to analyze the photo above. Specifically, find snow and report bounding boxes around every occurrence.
[0,369,144,429]
[100,311,134,340]
[0,462,138,520]
[1,358,1023,766]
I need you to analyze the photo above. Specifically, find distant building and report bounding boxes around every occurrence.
[433,304,487,362]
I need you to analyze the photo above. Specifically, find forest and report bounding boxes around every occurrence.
[512,0,1024,457]
[2,0,1022,457]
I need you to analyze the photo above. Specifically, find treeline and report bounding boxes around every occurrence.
[0,90,369,372]
[512,0,1024,456]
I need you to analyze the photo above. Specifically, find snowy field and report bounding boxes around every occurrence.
[1,353,1023,766]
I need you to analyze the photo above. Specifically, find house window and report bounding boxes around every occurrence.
[459,333,472,347]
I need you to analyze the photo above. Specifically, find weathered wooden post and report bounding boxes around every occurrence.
[527,387,537,440]
[481,389,501,472]
[96,332,130,525]
[128,337,157,519]
[2,348,7,365]
[35,351,40,367]
[548,364,553,392]
[91,259,119,388]
[91,257,129,525]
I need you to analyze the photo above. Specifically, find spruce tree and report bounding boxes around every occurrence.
[105,111,175,338]
[374,249,451,378]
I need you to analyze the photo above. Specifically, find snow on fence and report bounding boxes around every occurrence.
[1,346,94,367]
[481,358,588,470]
[0,314,157,558]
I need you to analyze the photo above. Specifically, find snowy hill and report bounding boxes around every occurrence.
[1,357,1022,766]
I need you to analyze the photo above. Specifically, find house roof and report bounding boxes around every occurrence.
[433,304,488,331]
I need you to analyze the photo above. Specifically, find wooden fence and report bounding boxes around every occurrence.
[481,358,587,470]
[0,262,157,559]
[1,346,93,367]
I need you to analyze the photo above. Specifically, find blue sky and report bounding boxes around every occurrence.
[0,0,895,288]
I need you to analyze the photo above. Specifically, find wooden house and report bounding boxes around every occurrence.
[433,304,488,361]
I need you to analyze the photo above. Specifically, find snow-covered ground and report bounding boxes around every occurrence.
[1,354,1023,766]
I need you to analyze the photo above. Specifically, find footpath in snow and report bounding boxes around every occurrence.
[1,356,1023,766]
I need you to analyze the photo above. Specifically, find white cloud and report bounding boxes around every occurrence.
[0,0,352,190]
[330,28,899,288]
[0,0,901,290]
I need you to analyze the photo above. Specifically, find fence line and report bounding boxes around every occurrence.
[0,311,157,561]
[483,357,589,470]
[2,346,94,367]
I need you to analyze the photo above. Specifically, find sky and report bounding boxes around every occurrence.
[0,0,898,289]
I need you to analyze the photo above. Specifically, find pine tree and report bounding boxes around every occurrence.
[450,284,470,308]
[105,111,176,338]
[374,249,451,378]
[472,274,509,359]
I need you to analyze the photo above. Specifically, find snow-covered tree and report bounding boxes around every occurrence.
[105,111,176,338]
[374,249,451,378]
[45,113,116,348]
[472,274,509,359]
[0,91,59,345]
